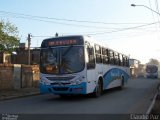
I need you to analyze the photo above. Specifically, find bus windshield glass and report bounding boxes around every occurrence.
[40,46,85,74]
[146,65,158,73]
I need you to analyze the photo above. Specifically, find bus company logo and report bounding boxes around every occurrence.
[110,71,121,80]
[111,71,120,77]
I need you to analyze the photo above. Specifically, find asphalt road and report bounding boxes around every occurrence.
[0,78,159,114]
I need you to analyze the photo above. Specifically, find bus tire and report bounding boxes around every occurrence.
[92,80,103,97]
[119,76,124,90]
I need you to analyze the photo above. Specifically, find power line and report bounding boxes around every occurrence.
[1,10,158,31]
[2,11,155,30]
[31,21,160,36]
[86,21,160,35]
[0,10,151,25]
[101,29,160,41]
[0,10,159,36]
[1,11,159,32]
[0,12,127,30]
[61,26,159,36]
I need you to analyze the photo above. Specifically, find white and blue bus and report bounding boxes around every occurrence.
[146,64,158,79]
[39,35,130,97]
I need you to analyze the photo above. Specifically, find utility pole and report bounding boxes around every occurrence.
[28,33,31,65]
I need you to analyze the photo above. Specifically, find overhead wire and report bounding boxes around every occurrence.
[0,13,119,30]
[0,10,159,36]
[0,10,151,25]
[86,21,160,35]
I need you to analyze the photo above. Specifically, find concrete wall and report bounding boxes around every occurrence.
[0,64,14,90]
[13,64,22,89]
[0,64,40,90]
[21,65,40,88]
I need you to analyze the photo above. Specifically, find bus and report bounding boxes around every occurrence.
[39,35,130,97]
[146,64,158,78]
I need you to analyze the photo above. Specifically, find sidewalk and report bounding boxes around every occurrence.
[0,88,40,101]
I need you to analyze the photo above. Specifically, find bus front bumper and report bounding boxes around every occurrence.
[39,82,86,95]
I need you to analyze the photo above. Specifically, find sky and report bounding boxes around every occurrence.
[0,0,160,64]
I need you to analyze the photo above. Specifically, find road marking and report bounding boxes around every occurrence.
[146,92,158,114]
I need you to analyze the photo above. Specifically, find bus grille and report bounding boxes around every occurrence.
[53,87,69,91]
[47,76,75,81]
[51,82,71,85]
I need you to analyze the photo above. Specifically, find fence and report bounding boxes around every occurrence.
[0,64,40,90]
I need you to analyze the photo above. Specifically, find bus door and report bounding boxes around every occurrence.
[86,45,96,93]
[94,45,103,81]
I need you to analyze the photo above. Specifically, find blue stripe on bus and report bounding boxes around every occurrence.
[103,68,129,88]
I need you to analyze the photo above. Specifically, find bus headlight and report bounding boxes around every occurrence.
[70,77,82,85]
[40,76,50,85]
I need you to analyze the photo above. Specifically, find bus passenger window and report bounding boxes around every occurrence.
[87,46,95,69]
[119,54,123,66]
[95,44,102,63]
[102,48,109,64]
[126,57,129,67]
[109,50,115,65]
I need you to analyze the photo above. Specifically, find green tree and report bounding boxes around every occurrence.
[0,20,20,53]
[147,58,159,66]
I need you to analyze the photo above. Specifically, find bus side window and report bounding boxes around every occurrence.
[119,54,123,66]
[123,56,128,67]
[109,50,114,65]
[114,52,119,65]
[87,46,95,69]
[102,48,109,64]
[95,44,102,63]
[107,49,110,64]
[122,56,125,66]
[126,57,129,67]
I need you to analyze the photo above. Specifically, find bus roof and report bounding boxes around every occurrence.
[41,35,129,57]
[43,35,84,41]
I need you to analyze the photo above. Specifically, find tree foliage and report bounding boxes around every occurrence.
[147,58,159,66]
[0,20,20,53]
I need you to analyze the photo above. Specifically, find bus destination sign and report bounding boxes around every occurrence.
[48,39,77,46]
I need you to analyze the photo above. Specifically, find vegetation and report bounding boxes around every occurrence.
[147,58,159,66]
[0,20,20,53]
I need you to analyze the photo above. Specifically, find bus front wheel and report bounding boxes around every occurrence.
[92,80,102,97]
[119,76,124,89]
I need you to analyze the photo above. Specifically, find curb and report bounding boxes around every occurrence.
[0,92,40,101]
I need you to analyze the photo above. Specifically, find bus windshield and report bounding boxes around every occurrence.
[40,46,85,74]
[146,65,158,73]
